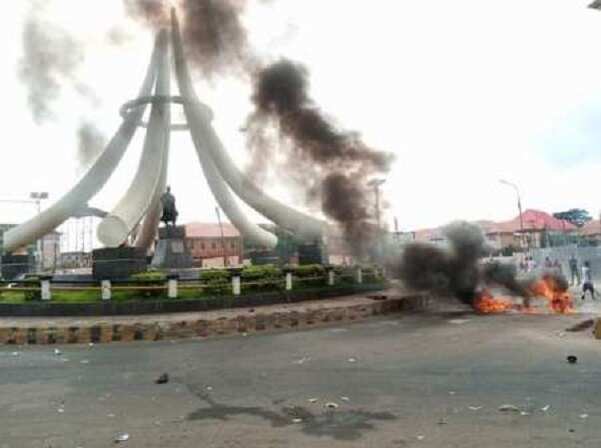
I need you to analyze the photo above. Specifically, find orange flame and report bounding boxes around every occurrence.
[474,290,514,314]
[528,275,573,314]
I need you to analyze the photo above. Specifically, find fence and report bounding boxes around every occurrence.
[0,266,383,302]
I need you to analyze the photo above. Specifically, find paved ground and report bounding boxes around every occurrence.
[1,307,600,448]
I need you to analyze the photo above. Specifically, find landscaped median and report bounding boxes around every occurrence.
[0,291,432,345]
[0,265,386,316]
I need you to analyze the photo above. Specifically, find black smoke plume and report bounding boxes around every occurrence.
[125,1,394,253]
[396,222,540,306]
[248,60,394,253]
[123,0,170,29]
[19,2,85,124]
[77,122,107,172]
[124,0,253,77]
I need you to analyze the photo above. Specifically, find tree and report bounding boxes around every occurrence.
[552,209,592,228]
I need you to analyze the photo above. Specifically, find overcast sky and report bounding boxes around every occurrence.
[1,0,601,243]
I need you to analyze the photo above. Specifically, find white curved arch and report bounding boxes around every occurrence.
[171,10,323,241]
[3,33,161,254]
[97,30,171,248]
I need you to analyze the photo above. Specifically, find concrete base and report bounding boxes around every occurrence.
[1,255,34,280]
[152,226,193,269]
[92,247,147,280]
[298,243,326,265]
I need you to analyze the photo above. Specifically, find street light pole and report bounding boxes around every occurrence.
[368,178,386,260]
[499,180,528,253]
[30,192,48,271]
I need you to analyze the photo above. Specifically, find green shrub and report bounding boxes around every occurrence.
[129,271,166,298]
[241,265,283,292]
[200,269,230,295]
[290,264,326,287]
[23,275,41,301]
[130,272,166,282]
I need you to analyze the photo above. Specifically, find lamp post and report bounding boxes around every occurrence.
[499,180,528,252]
[30,192,49,270]
[368,178,386,260]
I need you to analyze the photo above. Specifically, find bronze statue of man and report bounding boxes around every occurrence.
[160,186,178,227]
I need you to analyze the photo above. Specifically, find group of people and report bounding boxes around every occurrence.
[568,255,596,301]
[518,255,596,301]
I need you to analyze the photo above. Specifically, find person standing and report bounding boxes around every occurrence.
[552,258,562,274]
[581,261,595,301]
[569,255,580,286]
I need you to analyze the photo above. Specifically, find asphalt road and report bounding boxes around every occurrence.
[1,310,601,448]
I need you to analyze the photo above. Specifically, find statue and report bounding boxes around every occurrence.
[160,186,178,227]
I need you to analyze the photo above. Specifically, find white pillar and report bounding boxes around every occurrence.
[40,277,51,301]
[285,271,293,291]
[328,269,335,286]
[232,273,241,296]
[356,267,363,284]
[101,280,111,301]
[167,275,178,299]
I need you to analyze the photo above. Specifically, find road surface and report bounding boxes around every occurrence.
[1,309,600,447]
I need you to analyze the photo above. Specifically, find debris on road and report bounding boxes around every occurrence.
[498,404,520,412]
[468,406,482,411]
[293,357,310,365]
[325,402,339,409]
[155,373,169,385]
[448,319,470,325]
[114,432,130,443]
[367,295,388,301]
[340,396,350,402]
[566,319,595,332]
[307,398,318,403]
[567,355,578,364]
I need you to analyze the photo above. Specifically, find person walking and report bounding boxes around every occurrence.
[581,261,596,301]
[569,255,580,286]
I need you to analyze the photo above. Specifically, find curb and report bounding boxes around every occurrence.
[0,294,430,345]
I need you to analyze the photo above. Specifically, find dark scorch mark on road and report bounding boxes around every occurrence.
[187,387,396,440]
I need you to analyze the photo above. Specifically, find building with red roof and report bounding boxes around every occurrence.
[183,222,243,267]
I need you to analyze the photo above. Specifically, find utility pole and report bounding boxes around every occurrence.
[215,206,228,267]
[368,179,386,260]
[499,179,528,253]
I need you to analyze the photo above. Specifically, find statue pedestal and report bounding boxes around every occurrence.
[151,225,193,270]
[92,247,147,280]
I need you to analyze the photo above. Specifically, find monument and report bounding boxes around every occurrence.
[1,9,325,276]
[151,187,193,269]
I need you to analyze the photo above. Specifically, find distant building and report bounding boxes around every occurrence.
[408,209,577,253]
[184,222,243,267]
[41,231,61,270]
[0,223,60,268]
[59,251,91,269]
[580,219,601,242]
